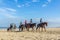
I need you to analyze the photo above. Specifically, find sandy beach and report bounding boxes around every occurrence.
[0,28,60,40]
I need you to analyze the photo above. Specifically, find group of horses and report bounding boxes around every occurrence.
[7,22,48,32]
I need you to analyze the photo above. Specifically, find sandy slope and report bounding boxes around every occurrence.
[0,28,60,40]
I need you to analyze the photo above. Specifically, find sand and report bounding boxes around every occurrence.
[0,28,60,40]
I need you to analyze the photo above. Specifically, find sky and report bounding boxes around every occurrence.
[0,0,60,27]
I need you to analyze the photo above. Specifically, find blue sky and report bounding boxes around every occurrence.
[0,0,60,27]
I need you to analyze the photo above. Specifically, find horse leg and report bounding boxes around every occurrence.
[27,27,29,31]
[7,28,9,31]
[21,26,24,31]
[10,28,13,31]
[21,27,23,31]
[27,26,29,31]
[32,27,34,32]
[27,25,30,31]
[22,26,24,31]
[19,26,22,31]
[41,27,43,32]
[36,26,38,32]
[44,27,46,32]
[21,28,22,31]
[39,27,40,32]
[19,28,20,31]
[22,26,23,31]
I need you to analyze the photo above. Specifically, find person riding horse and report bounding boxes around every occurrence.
[19,20,28,31]
[25,19,36,31]
[19,21,24,31]
[36,18,48,32]
[7,23,16,31]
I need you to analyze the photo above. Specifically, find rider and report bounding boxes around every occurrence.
[40,18,43,23]
[20,21,22,25]
[30,19,33,24]
[25,20,27,24]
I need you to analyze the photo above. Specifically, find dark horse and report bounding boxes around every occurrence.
[7,24,13,31]
[19,24,24,31]
[7,23,16,31]
[26,23,36,31]
[36,22,47,32]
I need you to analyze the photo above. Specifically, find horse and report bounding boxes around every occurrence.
[36,22,48,32]
[25,23,36,31]
[19,24,25,31]
[12,24,16,31]
[7,23,16,32]
[7,23,13,31]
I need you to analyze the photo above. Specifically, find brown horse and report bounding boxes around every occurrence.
[26,23,36,31]
[36,22,48,32]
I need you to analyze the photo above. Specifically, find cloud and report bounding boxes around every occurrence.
[42,0,52,7]
[14,0,18,3]
[6,8,16,12]
[42,4,47,7]
[25,3,30,7]
[0,7,25,27]
[47,0,52,3]
[0,8,17,18]
[17,5,22,8]
[32,0,39,2]
[4,13,18,18]
[17,4,25,8]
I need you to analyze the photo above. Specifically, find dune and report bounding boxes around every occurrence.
[0,28,60,40]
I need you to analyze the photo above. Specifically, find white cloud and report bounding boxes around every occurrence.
[17,5,22,8]
[32,0,39,2]
[17,1,31,8]
[0,8,17,18]
[4,13,18,18]
[0,7,24,27]
[25,3,30,7]
[17,4,25,8]
[6,8,16,12]
[42,0,52,7]
[42,4,47,7]
[14,0,18,3]
[47,0,52,3]
[22,4,24,6]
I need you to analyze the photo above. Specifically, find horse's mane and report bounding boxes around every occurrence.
[43,22,47,23]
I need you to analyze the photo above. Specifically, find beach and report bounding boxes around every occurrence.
[0,28,60,40]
